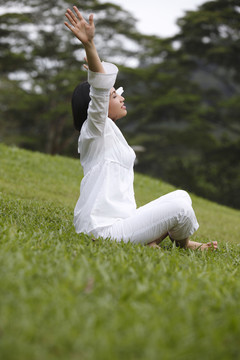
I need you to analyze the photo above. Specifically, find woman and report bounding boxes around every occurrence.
[64,6,217,251]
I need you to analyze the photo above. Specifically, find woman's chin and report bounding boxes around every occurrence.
[122,109,127,117]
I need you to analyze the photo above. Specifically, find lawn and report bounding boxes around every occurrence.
[0,143,240,360]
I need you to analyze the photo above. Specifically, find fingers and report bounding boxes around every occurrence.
[65,9,78,25]
[64,7,84,35]
[73,6,84,21]
[64,21,72,31]
[65,7,93,27]
[65,14,75,29]
[65,7,85,29]
[88,13,94,26]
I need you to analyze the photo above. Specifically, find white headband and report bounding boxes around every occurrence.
[116,87,124,96]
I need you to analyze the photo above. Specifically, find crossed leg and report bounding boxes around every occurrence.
[98,190,215,250]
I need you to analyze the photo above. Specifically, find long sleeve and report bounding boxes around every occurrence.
[86,62,118,136]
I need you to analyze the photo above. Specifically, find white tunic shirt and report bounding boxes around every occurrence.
[74,62,137,235]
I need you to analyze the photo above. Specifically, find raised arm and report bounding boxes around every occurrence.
[64,6,104,74]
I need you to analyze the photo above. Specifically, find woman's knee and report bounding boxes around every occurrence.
[174,190,192,205]
[169,201,198,241]
[173,198,196,225]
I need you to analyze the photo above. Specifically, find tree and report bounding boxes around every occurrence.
[0,0,143,154]
[123,0,240,208]
[1,0,240,208]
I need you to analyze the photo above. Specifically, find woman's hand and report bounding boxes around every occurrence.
[64,6,95,45]
[65,6,104,73]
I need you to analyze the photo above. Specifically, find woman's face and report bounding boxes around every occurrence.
[108,87,127,122]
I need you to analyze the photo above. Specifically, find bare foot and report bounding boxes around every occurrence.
[146,233,168,249]
[147,241,161,249]
[187,240,218,251]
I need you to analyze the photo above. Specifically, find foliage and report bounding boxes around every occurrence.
[124,0,240,209]
[0,0,142,155]
[1,144,240,360]
[1,0,240,208]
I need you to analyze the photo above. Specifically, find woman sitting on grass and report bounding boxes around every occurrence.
[64,6,217,251]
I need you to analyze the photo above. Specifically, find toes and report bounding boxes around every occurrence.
[212,241,218,249]
[207,241,218,250]
[201,241,218,251]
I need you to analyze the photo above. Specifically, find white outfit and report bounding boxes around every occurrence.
[74,62,199,245]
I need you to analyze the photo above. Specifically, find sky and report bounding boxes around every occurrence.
[99,0,207,37]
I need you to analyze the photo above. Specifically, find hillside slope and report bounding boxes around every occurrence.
[0,143,239,243]
[1,143,240,360]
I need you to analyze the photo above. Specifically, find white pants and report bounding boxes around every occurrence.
[96,190,199,245]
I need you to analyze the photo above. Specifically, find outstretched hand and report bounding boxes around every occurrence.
[64,6,95,45]
[64,6,104,73]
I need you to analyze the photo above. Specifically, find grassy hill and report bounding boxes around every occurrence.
[0,143,240,360]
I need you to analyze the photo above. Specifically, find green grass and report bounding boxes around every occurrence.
[0,143,240,360]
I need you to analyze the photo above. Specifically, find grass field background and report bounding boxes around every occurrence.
[1,143,240,360]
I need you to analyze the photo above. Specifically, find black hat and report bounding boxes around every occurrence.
[71,81,91,131]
